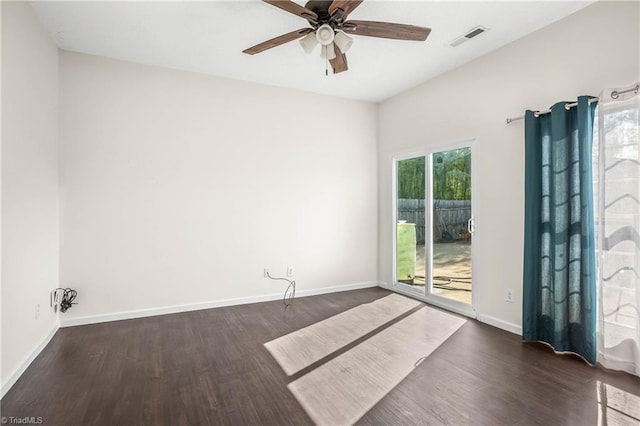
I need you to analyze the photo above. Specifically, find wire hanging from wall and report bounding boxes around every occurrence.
[265,272,296,311]
[52,288,78,313]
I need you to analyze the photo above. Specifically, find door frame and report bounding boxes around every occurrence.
[391,138,478,319]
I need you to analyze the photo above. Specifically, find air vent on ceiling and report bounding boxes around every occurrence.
[449,26,488,47]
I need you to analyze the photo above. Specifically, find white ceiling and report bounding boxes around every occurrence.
[30,1,595,102]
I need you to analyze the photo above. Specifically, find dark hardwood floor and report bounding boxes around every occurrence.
[2,288,638,425]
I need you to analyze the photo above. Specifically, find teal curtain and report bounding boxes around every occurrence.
[523,96,597,363]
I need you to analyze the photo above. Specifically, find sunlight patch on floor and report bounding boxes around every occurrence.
[288,307,465,425]
[264,293,421,375]
[265,297,466,426]
[597,381,640,425]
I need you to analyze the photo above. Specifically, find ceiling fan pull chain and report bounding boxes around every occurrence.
[325,46,328,76]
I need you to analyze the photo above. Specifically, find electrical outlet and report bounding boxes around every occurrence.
[286,267,294,277]
[263,268,270,278]
[505,288,515,303]
[35,304,40,320]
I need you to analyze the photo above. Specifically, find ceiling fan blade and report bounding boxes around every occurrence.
[328,0,364,19]
[243,28,313,55]
[329,45,348,74]
[263,0,318,21]
[344,20,431,41]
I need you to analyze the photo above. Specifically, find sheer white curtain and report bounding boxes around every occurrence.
[594,82,640,376]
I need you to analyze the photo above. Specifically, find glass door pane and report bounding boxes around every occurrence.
[430,147,472,305]
[395,156,426,289]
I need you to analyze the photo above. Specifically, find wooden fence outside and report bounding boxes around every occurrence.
[397,199,471,244]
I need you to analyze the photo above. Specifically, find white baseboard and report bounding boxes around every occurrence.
[477,313,522,335]
[381,281,522,336]
[60,281,381,328]
[1,324,59,398]
[380,282,476,319]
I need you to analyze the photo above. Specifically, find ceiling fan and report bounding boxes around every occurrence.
[242,0,431,74]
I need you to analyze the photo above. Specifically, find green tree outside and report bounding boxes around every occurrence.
[397,148,471,200]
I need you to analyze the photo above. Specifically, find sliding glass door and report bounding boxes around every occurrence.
[393,141,476,315]
[429,146,473,307]
[395,156,426,288]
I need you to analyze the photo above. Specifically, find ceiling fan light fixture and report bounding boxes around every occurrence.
[333,31,353,53]
[320,42,336,60]
[315,24,335,46]
[299,32,318,54]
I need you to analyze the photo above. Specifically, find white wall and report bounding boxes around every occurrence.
[59,52,378,321]
[378,1,640,331]
[1,2,59,393]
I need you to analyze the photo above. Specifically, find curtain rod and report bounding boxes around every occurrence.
[505,84,640,125]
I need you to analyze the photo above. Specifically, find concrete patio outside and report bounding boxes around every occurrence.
[406,242,472,305]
